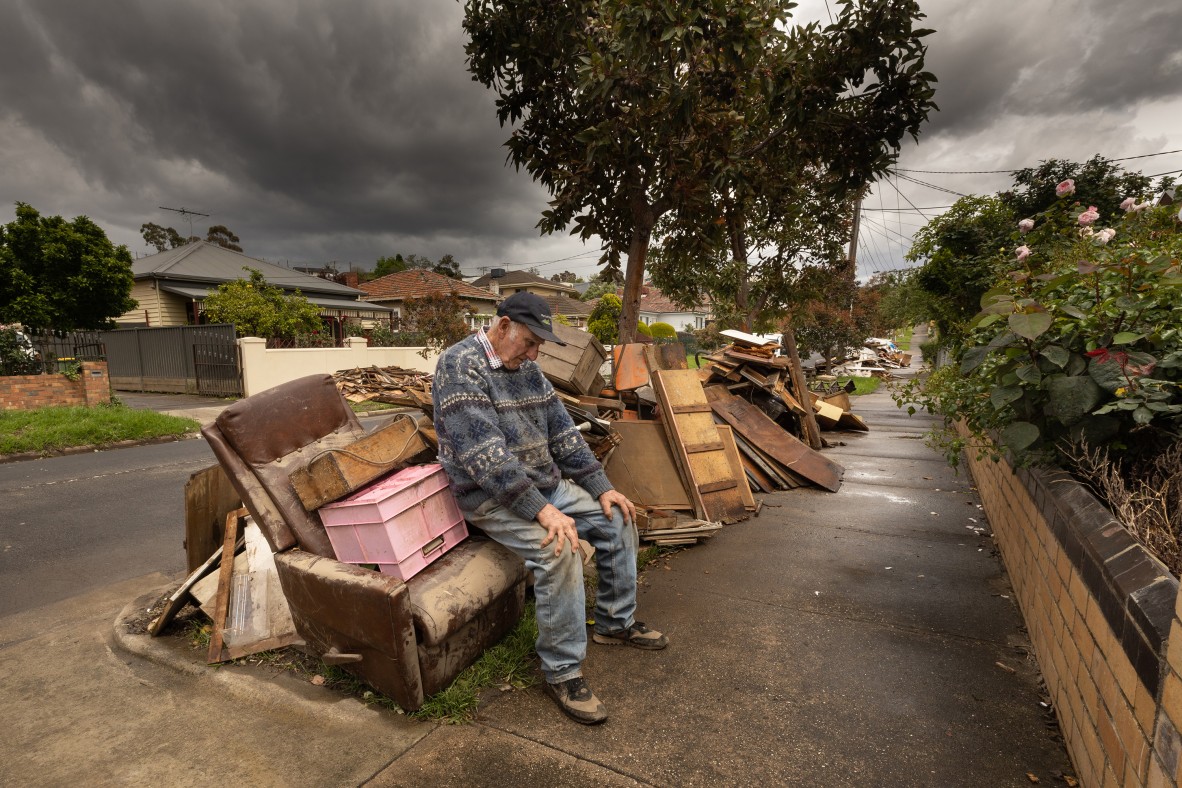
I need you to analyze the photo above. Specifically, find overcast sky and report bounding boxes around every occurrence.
[2,0,1180,283]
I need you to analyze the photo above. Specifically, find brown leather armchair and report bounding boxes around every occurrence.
[201,373,527,711]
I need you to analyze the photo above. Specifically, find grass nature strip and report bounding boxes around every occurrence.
[0,404,199,455]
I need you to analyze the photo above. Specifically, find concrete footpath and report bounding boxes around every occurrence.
[1,344,1077,786]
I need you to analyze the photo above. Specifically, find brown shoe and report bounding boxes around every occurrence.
[544,677,607,724]
[592,622,668,650]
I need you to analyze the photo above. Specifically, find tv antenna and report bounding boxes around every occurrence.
[159,206,210,239]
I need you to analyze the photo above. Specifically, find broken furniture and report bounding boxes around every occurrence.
[536,320,608,396]
[201,373,528,711]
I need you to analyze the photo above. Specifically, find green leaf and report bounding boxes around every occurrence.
[990,385,1023,409]
[1000,421,1040,451]
[1088,358,1126,392]
[960,346,990,374]
[1045,375,1105,426]
[1015,363,1042,384]
[1059,304,1088,319]
[1008,311,1053,341]
[1040,345,1070,368]
[1133,405,1154,425]
[1112,332,1142,345]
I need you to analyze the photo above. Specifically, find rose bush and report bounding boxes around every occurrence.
[896,190,1182,467]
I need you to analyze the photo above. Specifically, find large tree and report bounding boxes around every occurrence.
[0,202,137,329]
[464,0,935,342]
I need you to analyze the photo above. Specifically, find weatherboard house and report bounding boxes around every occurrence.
[119,242,392,331]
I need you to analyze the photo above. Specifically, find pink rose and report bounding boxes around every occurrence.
[1078,206,1100,226]
[1015,245,1031,262]
[1133,200,1152,213]
[1094,228,1116,244]
[1018,218,1034,233]
[1055,179,1076,197]
[1120,197,1136,212]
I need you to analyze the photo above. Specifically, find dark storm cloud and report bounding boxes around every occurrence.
[0,0,542,260]
[917,0,1182,138]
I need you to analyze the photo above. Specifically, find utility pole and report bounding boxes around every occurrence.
[159,206,209,240]
[845,189,865,316]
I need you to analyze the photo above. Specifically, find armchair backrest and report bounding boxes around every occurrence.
[202,374,365,556]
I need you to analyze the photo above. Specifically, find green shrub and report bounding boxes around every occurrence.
[896,195,1182,467]
[649,321,676,341]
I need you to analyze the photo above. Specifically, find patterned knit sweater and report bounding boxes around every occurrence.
[432,332,614,520]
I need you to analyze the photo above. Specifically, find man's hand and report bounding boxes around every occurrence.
[537,503,579,556]
[599,489,635,527]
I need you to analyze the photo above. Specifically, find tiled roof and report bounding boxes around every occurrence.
[470,269,578,294]
[545,294,592,317]
[359,269,502,303]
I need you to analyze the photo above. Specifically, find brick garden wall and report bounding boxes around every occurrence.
[964,444,1182,787]
[0,361,111,410]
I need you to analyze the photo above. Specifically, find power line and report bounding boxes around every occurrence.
[861,205,955,212]
[892,171,969,197]
[895,147,1182,175]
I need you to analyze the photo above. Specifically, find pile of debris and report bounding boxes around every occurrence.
[831,338,912,379]
[534,325,856,546]
[332,366,433,409]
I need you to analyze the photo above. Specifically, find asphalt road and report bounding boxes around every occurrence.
[0,437,217,617]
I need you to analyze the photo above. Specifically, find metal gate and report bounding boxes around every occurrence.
[193,330,243,397]
[101,324,240,394]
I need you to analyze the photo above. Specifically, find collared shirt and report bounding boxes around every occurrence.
[475,326,503,369]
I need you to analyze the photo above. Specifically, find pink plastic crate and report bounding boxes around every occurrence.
[319,463,467,581]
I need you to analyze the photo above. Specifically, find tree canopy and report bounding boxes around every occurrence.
[141,221,244,253]
[201,267,322,338]
[1,202,137,329]
[464,0,936,341]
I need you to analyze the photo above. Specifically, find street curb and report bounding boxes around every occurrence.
[110,585,434,729]
[0,432,202,465]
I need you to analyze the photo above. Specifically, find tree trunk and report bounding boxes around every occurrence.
[618,179,660,345]
[728,213,751,331]
[618,228,650,344]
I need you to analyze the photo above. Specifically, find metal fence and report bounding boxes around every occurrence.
[100,324,241,396]
[1,326,106,376]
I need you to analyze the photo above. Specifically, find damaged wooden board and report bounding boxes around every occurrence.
[651,369,748,523]
[290,414,429,510]
[604,420,693,510]
[184,463,243,572]
[709,389,844,492]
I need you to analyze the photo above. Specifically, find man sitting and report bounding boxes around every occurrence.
[432,292,667,724]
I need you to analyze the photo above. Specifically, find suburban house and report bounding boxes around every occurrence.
[587,285,712,332]
[358,269,502,330]
[545,294,593,329]
[120,242,392,333]
[469,269,580,299]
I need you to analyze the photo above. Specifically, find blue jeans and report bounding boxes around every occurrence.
[464,479,639,684]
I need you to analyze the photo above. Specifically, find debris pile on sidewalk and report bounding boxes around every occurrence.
[830,338,911,379]
[332,366,433,408]
[531,325,849,545]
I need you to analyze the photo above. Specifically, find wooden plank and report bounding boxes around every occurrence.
[207,507,247,664]
[709,389,844,492]
[651,369,748,523]
[671,403,712,414]
[612,344,651,391]
[684,440,724,454]
[184,464,242,572]
[813,398,844,430]
[654,343,688,370]
[781,328,823,450]
[733,432,791,489]
[716,425,756,510]
[603,421,693,510]
[698,479,739,494]
[290,414,428,510]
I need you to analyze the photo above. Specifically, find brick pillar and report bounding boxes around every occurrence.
[80,361,111,406]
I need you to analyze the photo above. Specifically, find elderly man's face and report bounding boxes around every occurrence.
[495,319,544,370]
